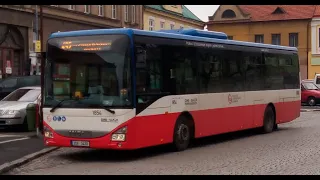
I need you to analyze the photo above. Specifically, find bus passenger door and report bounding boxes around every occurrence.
[243,51,266,128]
[134,44,170,115]
[165,46,199,118]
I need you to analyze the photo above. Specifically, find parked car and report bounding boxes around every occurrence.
[301,81,320,106]
[302,79,319,88]
[0,86,41,130]
[0,75,40,100]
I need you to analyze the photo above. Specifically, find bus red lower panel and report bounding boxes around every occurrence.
[43,100,300,150]
[43,113,180,150]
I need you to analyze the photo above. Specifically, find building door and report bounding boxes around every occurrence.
[1,49,14,79]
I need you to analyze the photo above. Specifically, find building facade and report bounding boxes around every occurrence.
[143,5,204,31]
[207,5,316,80]
[0,5,143,78]
[310,6,320,79]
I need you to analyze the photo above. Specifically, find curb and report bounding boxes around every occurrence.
[0,147,60,174]
[301,109,320,112]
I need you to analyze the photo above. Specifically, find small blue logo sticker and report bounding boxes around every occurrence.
[52,116,66,122]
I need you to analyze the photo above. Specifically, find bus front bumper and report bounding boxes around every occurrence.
[43,122,135,150]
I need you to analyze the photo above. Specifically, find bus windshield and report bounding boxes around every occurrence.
[44,34,132,109]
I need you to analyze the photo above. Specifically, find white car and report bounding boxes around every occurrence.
[0,86,41,131]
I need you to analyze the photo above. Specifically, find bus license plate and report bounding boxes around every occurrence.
[71,140,90,147]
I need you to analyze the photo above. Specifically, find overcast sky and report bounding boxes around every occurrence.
[185,5,220,22]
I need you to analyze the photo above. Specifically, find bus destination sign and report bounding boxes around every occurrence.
[59,41,112,51]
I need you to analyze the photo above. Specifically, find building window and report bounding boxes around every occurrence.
[272,7,285,14]
[149,18,154,31]
[255,34,264,43]
[160,21,165,29]
[68,5,75,10]
[112,5,116,19]
[124,5,129,22]
[132,5,136,23]
[227,36,233,40]
[289,33,298,47]
[272,34,281,45]
[170,24,175,30]
[84,5,90,13]
[98,5,104,16]
[222,9,236,18]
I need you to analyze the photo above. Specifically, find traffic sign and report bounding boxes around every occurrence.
[35,41,41,52]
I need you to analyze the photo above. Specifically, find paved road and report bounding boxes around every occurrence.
[5,112,320,175]
[0,130,45,166]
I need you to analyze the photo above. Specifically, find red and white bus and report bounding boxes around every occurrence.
[42,28,300,151]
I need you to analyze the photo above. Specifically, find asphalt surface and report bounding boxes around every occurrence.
[4,111,320,175]
[0,130,45,166]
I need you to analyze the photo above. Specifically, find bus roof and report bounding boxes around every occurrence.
[49,28,298,52]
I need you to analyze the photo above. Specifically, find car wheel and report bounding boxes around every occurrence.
[20,117,29,132]
[307,97,316,106]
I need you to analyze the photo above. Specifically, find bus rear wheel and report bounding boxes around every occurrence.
[261,106,275,134]
[172,116,192,151]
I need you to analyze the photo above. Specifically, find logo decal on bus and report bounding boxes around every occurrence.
[101,118,118,123]
[47,115,52,122]
[228,94,241,104]
[228,94,233,104]
[53,116,66,122]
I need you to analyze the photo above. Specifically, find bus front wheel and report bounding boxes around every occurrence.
[172,116,192,151]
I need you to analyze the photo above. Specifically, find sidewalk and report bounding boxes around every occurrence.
[301,105,320,112]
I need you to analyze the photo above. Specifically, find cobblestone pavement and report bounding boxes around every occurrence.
[6,112,320,175]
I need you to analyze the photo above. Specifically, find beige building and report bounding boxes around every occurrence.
[143,5,204,31]
[207,5,316,80]
[0,5,143,77]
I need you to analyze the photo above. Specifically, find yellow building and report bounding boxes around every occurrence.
[310,6,320,79]
[207,5,317,80]
[143,5,204,31]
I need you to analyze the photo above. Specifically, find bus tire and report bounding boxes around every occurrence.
[172,116,192,151]
[261,105,275,134]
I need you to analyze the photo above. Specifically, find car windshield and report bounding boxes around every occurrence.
[2,89,40,102]
[303,82,319,90]
[43,34,132,108]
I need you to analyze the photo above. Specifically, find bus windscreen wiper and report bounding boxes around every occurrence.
[50,99,79,113]
[100,105,115,114]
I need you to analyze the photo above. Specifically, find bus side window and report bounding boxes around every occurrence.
[135,43,164,113]
[135,44,162,94]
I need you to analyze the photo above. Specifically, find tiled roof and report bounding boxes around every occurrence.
[144,5,203,23]
[208,5,317,24]
[240,5,316,21]
[313,5,320,17]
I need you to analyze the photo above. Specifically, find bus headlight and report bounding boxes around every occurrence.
[111,126,127,142]
[44,127,53,138]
